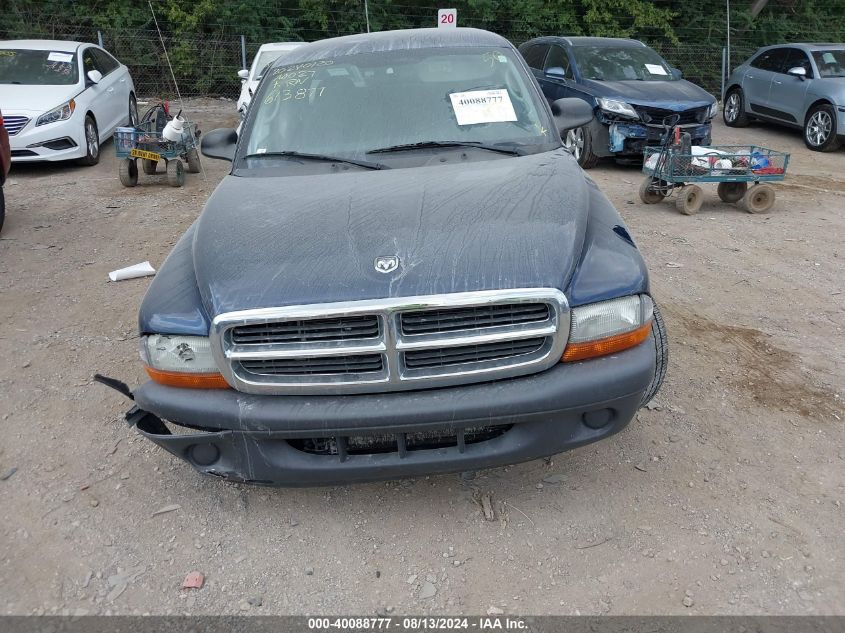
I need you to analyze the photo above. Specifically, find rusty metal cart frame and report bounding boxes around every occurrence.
[640,142,790,215]
[114,115,201,188]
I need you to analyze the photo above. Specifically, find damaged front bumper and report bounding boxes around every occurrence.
[119,340,655,486]
[588,114,712,158]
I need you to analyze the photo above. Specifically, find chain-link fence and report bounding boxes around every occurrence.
[3,21,760,101]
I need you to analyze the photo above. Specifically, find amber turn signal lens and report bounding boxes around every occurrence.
[144,366,230,389]
[562,321,652,362]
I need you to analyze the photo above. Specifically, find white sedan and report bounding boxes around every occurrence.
[1,39,137,165]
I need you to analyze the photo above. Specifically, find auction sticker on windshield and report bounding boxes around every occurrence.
[645,63,668,75]
[449,89,517,125]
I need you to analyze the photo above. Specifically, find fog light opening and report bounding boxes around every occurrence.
[581,408,615,429]
[189,443,220,466]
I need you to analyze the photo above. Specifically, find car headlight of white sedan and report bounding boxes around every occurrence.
[35,99,76,127]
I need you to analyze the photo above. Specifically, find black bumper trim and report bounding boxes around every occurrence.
[129,340,655,486]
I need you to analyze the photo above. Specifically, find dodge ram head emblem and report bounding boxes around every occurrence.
[374,256,399,273]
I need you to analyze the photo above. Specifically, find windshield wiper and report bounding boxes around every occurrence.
[243,151,389,170]
[366,141,522,156]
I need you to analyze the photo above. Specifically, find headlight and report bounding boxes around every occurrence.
[35,99,76,127]
[140,334,229,388]
[708,102,719,119]
[596,98,639,119]
[562,295,653,362]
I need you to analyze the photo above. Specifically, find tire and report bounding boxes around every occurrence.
[717,181,747,203]
[639,177,666,204]
[141,159,158,175]
[804,104,842,152]
[78,115,100,166]
[675,184,704,215]
[0,187,5,235]
[129,93,139,127]
[166,159,185,187]
[186,148,201,173]
[723,88,749,128]
[119,158,138,187]
[640,301,668,408]
[740,183,775,213]
[563,125,599,169]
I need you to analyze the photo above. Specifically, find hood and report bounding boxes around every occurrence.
[581,78,715,109]
[193,151,589,317]
[0,83,81,114]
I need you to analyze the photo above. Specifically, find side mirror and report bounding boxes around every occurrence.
[551,98,594,134]
[545,67,567,79]
[237,69,249,80]
[87,69,103,84]
[201,127,238,162]
[787,66,807,80]
[671,67,683,79]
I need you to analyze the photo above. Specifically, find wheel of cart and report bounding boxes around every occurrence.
[166,158,185,187]
[642,143,789,216]
[118,158,138,187]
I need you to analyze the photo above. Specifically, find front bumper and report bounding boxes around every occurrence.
[128,339,655,486]
[607,121,712,156]
[8,111,86,162]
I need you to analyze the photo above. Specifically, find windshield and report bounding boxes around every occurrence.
[241,47,553,168]
[0,49,79,85]
[571,45,675,81]
[812,49,845,77]
[252,50,294,81]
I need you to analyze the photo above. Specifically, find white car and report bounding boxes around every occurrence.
[0,39,137,165]
[236,42,303,115]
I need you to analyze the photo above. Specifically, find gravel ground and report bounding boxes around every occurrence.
[0,100,843,616]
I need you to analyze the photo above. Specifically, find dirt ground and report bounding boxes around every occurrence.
[1,99,843,616]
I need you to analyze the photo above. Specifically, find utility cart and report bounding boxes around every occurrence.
[639,122,790,214]
[114,105,201,188]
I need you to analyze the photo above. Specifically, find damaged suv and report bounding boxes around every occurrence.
[111,28,668,486]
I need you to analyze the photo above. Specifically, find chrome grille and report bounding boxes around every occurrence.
[210,289,569,395]
[400,303,550,335]
[3,115,30,136]
[232,315,379,344]
[403,337,546,370]
[240,354,384,376]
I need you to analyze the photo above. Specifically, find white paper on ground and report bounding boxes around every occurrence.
[109,261,156,282]
[449,89,517,126]
[47,52,74,63]
[645,63,668,75]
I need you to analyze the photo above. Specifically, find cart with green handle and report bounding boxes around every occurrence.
[113,106,201,188]
[640,144,790,215]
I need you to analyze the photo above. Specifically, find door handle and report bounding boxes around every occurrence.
[747,74,754,79]
[774,80,782,84]
[107,87,114,92]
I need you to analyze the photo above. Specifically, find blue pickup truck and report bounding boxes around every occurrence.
[103,28,668,486]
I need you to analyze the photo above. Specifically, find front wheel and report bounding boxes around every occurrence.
[185,148,201,173]
[563,125,599,169]
[640,301,668,408]
[675,184,704,215]
[804,104,842,152]
[166,159,185,187]
[119,158,138,187]
[78,115,100,166]
[723,89,749,127]
[639,177,666,204]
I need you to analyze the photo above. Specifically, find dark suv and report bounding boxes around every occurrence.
[519,37,717,167]
[105,28,668,486]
